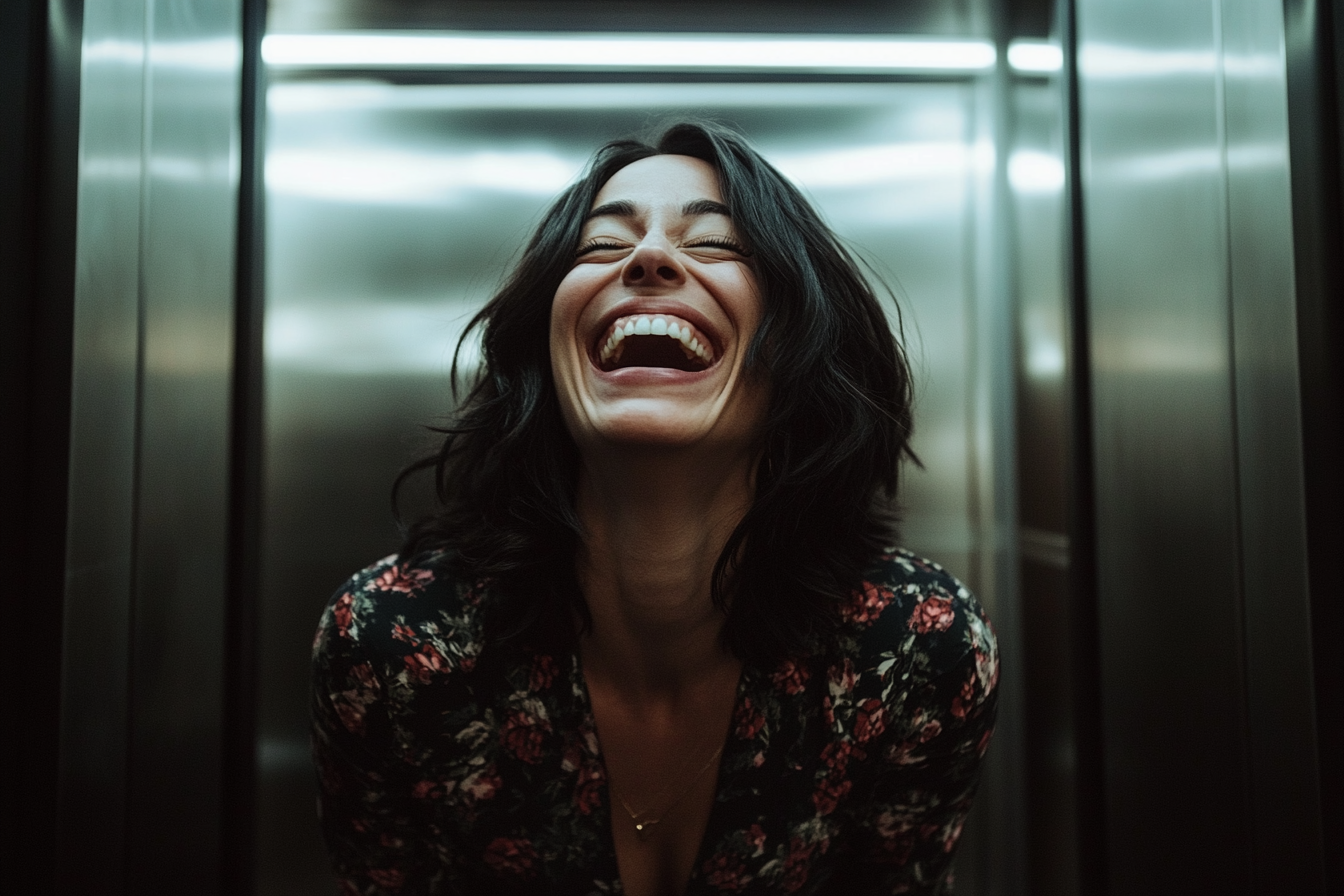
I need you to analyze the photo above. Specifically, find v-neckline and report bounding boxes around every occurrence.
[568,651,758,895]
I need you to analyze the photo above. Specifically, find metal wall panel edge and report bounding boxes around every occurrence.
[56,0,146,890]
[1220,0,1326,887]
[123,0,242,892]
[1076,0,1254,888]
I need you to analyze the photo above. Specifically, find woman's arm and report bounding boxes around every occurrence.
[312,584,444,896]
[839,644,999,894]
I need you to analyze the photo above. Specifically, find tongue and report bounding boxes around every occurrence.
[609,335,706,372]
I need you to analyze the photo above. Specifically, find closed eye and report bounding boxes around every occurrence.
[575,240,631,257]
[685,237,751,256]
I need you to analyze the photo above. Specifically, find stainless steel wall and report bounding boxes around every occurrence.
[57,0,241,892]
[257,43,1024,896]
[1075,0,1325,890]
[45,0,1334,891]
[1009,61,1076,895]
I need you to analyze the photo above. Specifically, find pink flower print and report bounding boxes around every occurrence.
[411,779,455,801]
[854,697,886,743]
[528,653,558,692]
[405,643,451,684]
[332,593,354,639]
[374,564,434,595]
[746,824,767,856]
[500,709,550,764]
[391,622,417,644]
[841,580,894,625]
[820,739,860,774]
[460,765,501,803]
[811,774,852,816]
[908,595,955,634]
[573,758,604,815]
[827,658,857,695]
[333,662,378,734]
[483,837,538,877]
[701,852,750,891]
[782,837,815,892]
[733,697,766,740]
[950,669,977,719]
[770,658,810,695]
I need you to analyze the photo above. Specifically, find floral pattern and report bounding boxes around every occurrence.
[312,548,998,895]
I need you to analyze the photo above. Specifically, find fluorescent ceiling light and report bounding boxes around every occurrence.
[1007,40,1063,74]
[262,32,996,75]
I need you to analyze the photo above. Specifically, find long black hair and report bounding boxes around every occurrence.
[396,121,916,668]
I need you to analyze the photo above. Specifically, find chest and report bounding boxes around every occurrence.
[585,673,740,896]
[388,652,867,895]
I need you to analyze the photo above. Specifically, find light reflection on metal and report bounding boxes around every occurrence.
[266,148,582,202]
[269,81,973,113]
[1007,40,1063,74]
[264,141,979,204]
[262,31,997,74]
[772,141,975,187]
[265,303,481,374]
[83,37,239,70]
[1008,149,1065,194]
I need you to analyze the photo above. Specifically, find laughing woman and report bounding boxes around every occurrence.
[311,122,998,896]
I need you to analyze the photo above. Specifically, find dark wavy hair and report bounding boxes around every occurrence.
[396,121,916,668]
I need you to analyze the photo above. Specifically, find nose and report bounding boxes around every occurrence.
[621,242,685,287]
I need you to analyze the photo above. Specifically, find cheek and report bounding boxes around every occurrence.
[550,269,603,353]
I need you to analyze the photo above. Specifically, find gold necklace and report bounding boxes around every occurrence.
[616,744,724,841]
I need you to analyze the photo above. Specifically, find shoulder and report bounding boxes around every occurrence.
[835,548,997,688]
[313,551,489,681]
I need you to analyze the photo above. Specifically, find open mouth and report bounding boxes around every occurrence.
[595,313,715,373]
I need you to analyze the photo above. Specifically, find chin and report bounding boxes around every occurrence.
[584,409,715,449]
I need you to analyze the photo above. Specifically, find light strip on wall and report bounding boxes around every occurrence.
[262,32,997,74]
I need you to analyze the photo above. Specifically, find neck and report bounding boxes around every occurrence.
[575,441,754,700]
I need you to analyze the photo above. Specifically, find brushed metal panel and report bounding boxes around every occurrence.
[57,0,146,890]
[259,79,999,894]
[1009,74,1077,896]
[123,0,241,892]
[1220,0,1325,886]
[1077,0,1253,891]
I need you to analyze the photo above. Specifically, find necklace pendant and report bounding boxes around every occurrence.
[633,820,657,841]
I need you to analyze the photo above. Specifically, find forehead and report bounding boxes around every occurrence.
[591,154,723,210]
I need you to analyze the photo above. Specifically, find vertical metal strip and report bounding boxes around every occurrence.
[1278,0,1344,889]
[122,0,242,891]
[1282,1,1344,890]
[56,0,141,890]
[224,0,267,891]
[1057,0,1108,891]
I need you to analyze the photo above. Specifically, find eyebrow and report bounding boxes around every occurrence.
[583,198,733,222]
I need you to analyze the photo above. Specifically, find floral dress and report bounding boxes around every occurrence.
[311,548,998,895]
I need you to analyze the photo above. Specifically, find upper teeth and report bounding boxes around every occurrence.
[599,314,714,366]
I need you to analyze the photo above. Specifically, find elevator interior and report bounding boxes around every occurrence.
[4,0,1336,893]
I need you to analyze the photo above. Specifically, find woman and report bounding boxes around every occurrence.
[312,122,998,896]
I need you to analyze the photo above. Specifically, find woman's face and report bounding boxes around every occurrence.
[550,154,767,454]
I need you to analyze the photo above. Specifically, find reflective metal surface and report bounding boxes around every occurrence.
[1009,64,1077,896]
[1077,0,1324,888]
[40,0,1337,892]
[58,1,141,889]
[1223,0,1324,887]
[58,0,241,892]
[258,72,1020,892]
